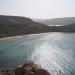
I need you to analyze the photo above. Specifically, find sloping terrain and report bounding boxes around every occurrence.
[33,17,75,25]
[0,15,75,38]
[0,15,51,37]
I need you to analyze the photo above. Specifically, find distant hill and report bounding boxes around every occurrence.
[1,15,75,38]
[33,17,75,32]
[33,17,75,25]
[0,15,52,38]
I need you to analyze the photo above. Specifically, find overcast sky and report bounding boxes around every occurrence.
[0,0,75,19]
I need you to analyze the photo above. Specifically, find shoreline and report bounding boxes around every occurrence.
[0,33,47,41]
[0,37,13,41]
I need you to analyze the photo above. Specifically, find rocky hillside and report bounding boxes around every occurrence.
[0,15,51,38]
[0,15,75,38]
[0,61,51,75]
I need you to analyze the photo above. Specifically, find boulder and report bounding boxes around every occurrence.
[15,61,51,75]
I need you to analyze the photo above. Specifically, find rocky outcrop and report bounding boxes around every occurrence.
[15,61,51,75]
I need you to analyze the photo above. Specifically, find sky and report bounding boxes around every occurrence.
[0,0,75,19]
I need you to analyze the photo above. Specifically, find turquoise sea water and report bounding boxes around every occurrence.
[0,32,75,75]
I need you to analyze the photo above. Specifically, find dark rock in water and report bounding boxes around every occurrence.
[15,61,51,75]
[34,68,51,75]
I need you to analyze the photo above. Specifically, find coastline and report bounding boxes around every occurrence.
[0,37,13,41]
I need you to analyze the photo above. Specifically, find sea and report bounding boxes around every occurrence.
[0,32,75,75]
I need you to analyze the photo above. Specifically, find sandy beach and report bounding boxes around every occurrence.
[0,37,13,41]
